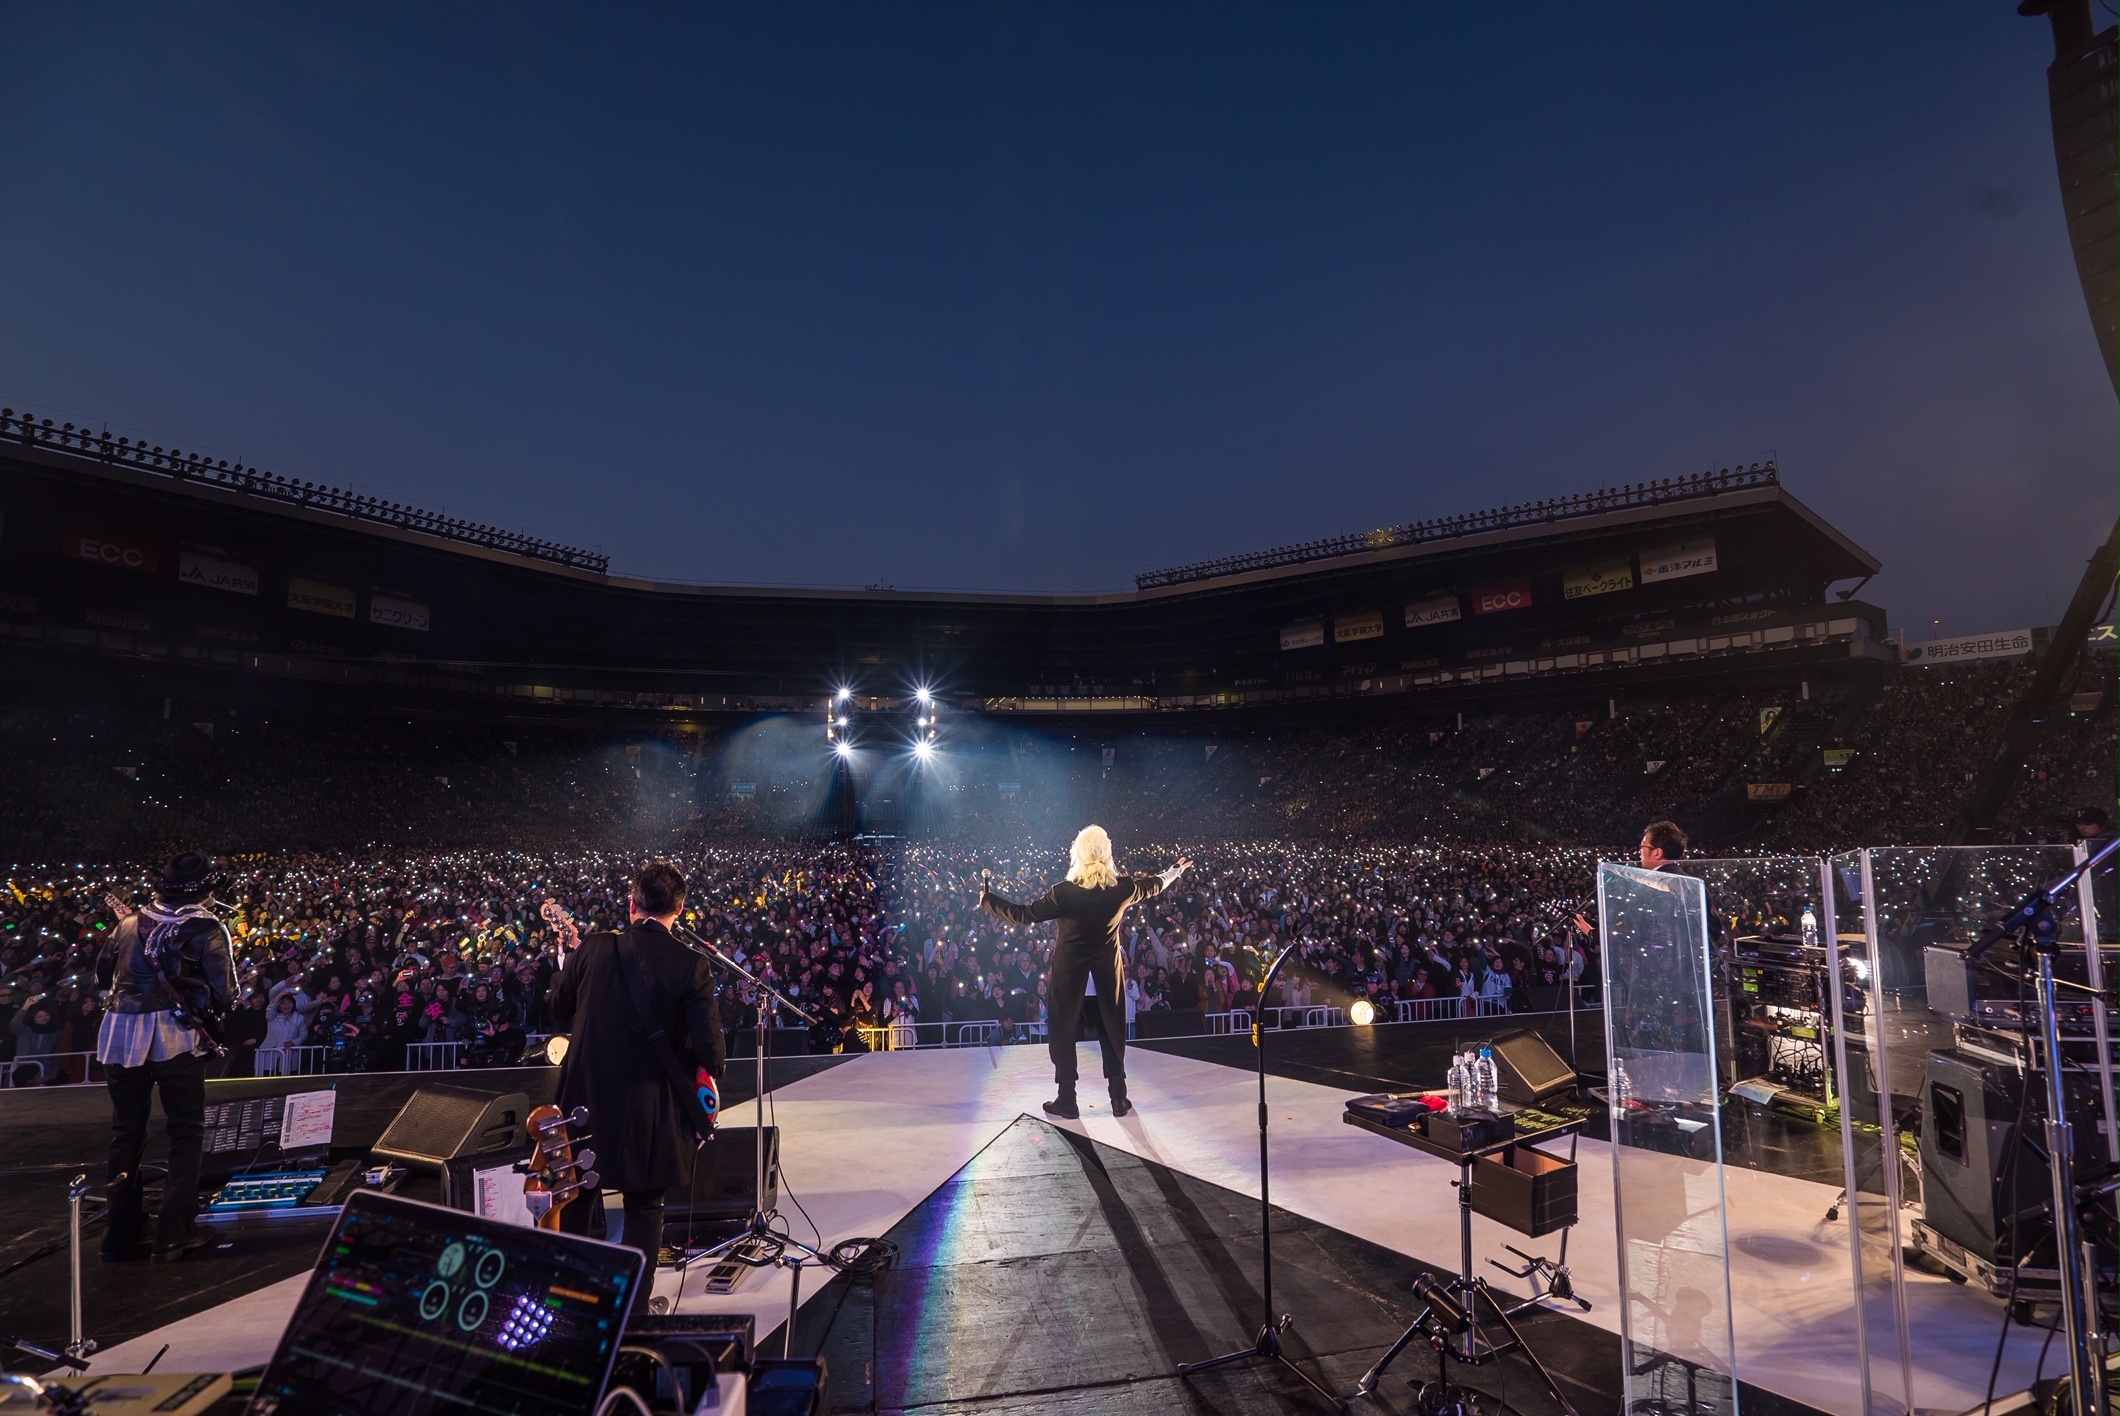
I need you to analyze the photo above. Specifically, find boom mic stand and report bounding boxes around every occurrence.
[1968,833,2118,1416]
[667,922,827,1329]
[1177,942,1345,1412]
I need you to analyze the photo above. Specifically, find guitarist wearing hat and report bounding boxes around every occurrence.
[95,851,236,1263]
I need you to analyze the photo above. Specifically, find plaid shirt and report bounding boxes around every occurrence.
[96,1008,203,1067]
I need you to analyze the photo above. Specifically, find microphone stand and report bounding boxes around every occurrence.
[1177,942,1344,1411]
[666,922,828,1344]
[1965,833,2118,1416]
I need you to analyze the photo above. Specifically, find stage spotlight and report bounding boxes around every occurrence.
[1348,998,1377,1027]
[915,687,932,705]
[834,741,853,758]
[914,740,934,761]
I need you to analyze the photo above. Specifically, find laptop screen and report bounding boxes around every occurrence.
[248,1192,643,1416]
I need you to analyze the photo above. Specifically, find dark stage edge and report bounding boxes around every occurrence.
[769,1114,1828,1416]
[0,1054,853,1368]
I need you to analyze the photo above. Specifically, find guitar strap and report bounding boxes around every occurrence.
[603,931,718,1141]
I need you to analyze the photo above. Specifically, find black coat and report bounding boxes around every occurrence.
[547,921,726,1193]
[982,874,1171,963]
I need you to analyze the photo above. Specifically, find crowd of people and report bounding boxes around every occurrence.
[1,837,1618,1080]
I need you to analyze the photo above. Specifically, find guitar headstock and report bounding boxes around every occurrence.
[520,1103,596,1230]
[540,899,581,952]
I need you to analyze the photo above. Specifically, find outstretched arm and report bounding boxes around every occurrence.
[981,886,1061,928]
[1131,856,1192,905]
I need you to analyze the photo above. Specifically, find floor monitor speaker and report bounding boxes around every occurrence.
[1487,1029,1577,1107]
[371,1085,531,1171]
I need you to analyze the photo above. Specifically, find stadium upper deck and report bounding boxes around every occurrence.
[0,407,1884,718]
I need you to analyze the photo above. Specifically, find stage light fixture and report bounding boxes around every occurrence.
[834,741,853,757]
[1348,998,1377,1027]
[914,740,934,761]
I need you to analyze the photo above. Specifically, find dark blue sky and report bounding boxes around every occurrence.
[2,5,2111,636]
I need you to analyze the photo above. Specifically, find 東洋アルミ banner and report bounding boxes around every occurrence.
[1334,609,1384,643]
[1471,579,1533,615]
[1280,621,1326,651]
[369,593,431,632]
[1903,629,2036,665]
[288,576,357,618]
[1639,537,1718,582]
[1563,557,1633,600]
[62,527,158,574]
[1405,594,1462,629]
[178,549,258,596]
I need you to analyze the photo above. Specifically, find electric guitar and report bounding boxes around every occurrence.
[519,1104,597,1231]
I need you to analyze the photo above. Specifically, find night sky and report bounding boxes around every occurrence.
[2,5,2111,637]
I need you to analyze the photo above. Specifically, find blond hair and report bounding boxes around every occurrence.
[1065,824,1120,889]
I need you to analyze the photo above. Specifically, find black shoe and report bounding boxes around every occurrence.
[1110,1096,1134,1118]
[1042,1095,1080,1119]
[151,1235,210,1264]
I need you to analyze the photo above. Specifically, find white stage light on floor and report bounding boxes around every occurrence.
[1348,999,1377,1026]
[544,1035,569,1065]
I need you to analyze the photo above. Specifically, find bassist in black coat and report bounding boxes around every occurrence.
[547,861,725,1269]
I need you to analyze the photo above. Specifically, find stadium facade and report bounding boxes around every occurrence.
[0,408,1886,723]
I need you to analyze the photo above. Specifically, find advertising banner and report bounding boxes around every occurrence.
[1902,629,2036,665]
[1280,621,1325,651]
[1639,536,1718,583]
[1746,783,1794,801]
[1471,579,1533,615]
[1823,749,1856,769]
[1563,557,1633,600]
[287,576,357,618]
[62,527,158,574]
[369,593,431,632]
[1334,609,1384,643]
[1404,594,1462,629]
[1758,706,1782,736]
[177,549,258,596]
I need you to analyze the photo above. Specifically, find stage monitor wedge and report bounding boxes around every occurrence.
[373,1085,531,1172]
[1487,1029,1577,1107]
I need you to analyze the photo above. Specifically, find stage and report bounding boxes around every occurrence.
[4,1018,2071,1414]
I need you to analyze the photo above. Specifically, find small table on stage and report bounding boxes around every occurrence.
[1342,1106,1585,1410]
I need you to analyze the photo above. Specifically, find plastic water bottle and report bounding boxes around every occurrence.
[1800,906,1819,950]
[1446,1052,1468,1115]
[1611,1059,1633,1111]
[1476,1047,1499,1112]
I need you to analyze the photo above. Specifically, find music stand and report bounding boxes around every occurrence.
[1176,942,1345,1412]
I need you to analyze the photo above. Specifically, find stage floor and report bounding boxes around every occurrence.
[57,1033,2064,1413]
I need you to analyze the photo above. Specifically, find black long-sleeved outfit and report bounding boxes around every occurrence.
[982,870,1176,1098]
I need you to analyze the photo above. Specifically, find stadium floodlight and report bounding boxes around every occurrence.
[835,687,852,702]
[915,687,933,705]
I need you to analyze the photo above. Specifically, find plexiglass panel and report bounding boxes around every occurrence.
[1599,861,1740,1416]
[1666,856,1882,1414]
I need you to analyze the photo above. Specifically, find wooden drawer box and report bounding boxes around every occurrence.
[1468,1143,1577,1237]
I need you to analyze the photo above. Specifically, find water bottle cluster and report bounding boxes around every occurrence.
[1446,1047,1500,1115]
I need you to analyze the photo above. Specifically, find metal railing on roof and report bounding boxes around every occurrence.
[0,406,609,575]
[1134,461,1778,590]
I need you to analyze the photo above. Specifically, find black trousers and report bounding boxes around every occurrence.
[1047,943,1126,1096]
[104,1050,209,1254]
[561,1184,667,1275]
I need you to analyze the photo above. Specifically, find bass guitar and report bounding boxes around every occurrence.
[519,1104,597,1231]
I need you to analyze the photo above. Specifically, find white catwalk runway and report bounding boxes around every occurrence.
[88,1043,2056,1413]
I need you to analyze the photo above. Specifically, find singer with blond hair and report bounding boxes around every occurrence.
[980,825,1189,1118]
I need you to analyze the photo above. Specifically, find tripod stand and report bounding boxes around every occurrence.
[667,922,826,1334]
[1177,943,1345,1412]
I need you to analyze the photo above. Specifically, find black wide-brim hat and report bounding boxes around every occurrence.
[154,851,221,900]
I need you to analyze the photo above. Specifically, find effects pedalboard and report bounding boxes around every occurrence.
[203,1168,331,1214]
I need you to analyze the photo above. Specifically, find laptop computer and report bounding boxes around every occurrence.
[248,1191,644,1416]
